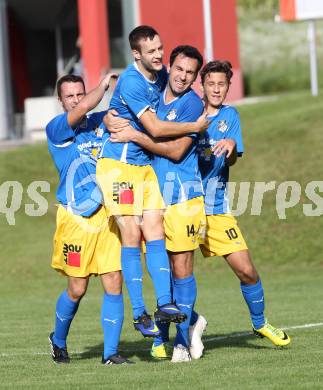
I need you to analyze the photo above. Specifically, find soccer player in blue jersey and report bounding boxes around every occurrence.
[97,26,208,338]
[197,60,291,349]
[46,74,133,365]
[108,45,207,362]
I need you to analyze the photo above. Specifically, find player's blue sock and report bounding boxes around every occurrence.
[190,310,199,326]
[240,279,265,329]
[173,274,197,348]
[121,246,145,319]
[153,322,170,347]
[53,290,79,348]
[101,293,124,359]
[145,239,172,307]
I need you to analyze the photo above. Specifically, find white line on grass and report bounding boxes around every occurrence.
[1,321,323,358]
[205,322,323,343]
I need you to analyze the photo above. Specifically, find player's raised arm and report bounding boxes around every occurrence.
[67,73,118,128]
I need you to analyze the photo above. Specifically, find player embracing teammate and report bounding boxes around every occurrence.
[47,25,290,366]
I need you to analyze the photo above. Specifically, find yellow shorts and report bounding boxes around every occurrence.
[164,196,206,252]
[200,214,248,257]
[51,205,121,277]
[97,158,165,215]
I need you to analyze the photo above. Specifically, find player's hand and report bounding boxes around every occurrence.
[212,138,236,158]
[194,112,210,133]
[100,73,119,90]
[103,109,130,132]
[109,127,137,143]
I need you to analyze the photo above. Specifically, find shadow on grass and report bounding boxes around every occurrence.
[74,338,160,362]
[74,329,279,362]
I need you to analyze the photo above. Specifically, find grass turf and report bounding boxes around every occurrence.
[1,90,323,389]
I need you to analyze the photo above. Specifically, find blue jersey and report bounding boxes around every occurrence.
[152,88,204,205]
[46,111,106,217]
[198,105,244,215]
[100,63,168,165]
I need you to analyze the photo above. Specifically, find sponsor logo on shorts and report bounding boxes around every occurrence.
[63,243,82,267]
[112,182,134,204]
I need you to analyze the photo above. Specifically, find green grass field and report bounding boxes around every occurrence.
[1,90,323,389]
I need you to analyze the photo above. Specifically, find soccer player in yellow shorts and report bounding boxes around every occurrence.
[197,60,290,350]
[107,45,207,362]
[46,73,132,365]
[97,27,207,338]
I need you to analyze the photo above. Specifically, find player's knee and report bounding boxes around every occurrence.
[120,228,141,246]
[142,212,165,241]
[101,271,123,294]
[68,284,87,301]
[143,221,164,241]
[238,266,259,284]
[171,253,193,279]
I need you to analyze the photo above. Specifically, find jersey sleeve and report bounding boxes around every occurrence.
[226,108,244,155]
[177,95,204,139]
[119,76,153,118]
[89,110,107,126]
[46,113,74,145]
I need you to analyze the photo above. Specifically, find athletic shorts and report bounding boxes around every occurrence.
[51,205,121,277]
[164,196,206,252]
[200,213,248,257]
[96,158,165,215]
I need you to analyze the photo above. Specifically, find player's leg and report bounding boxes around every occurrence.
[49,206,95,363]
[152,197,205,362]
[225,249,290,346]
[97,159,160,338]
[142,209,186,325]
[116,214,160,338]
[49,276,88,363]
[170,250,197,362]
[224,249,264,328]
[202,213,290,346]
[100,271,133,364]
[95,210,133,364]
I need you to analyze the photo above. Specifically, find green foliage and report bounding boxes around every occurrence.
[238,5,323,95]
[238,0,278,13]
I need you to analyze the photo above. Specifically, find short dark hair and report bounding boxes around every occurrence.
[56,74,85,98]
[200,60,233,85]
[169,45,204,73]
[129,25,159,52]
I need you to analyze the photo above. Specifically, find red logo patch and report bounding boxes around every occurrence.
[120,189,134,204]
[67,252,81,267]
[112,181,134,204]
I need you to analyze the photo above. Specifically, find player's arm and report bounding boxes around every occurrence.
[105,108,208,138]
[67,73,118,128]
[139,109,208,137]
[110,127,193,161]
[117,77,209,137]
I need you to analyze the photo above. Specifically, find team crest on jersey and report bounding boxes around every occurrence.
[166,109,177,121]
[217,120,228,133]
[95,127,104,138]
